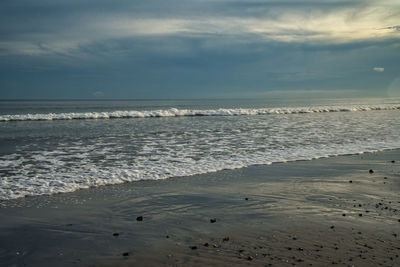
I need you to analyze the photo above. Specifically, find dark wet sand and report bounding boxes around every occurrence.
[0,150,399,266]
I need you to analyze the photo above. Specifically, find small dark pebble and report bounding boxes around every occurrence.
[113,233,119,237]
[384,177,387,179]
[223,237,230,242]
[190,246,197,250]
[136,216,143,221]
[392,160,395,163]
[66,224,73,227]
[292,237,297,240]
[297,248,304,251]
[247,256,253,261]
[122,252,129,257]
[204,243,209,247]
[210,218,217,223]
[369,169,374,174]
[359,214,363,217]
[239,249,244,253]
[330,226,335,229]
[245,197,249,200]
[287,247,292,250]
[342,214,346,216]
[166,235,169,238]
[349,180,353,183]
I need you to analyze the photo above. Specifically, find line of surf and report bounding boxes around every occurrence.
[1,105,399,122]
[1,147,399,200]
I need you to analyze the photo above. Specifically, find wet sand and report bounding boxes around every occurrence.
[0,150,399,266]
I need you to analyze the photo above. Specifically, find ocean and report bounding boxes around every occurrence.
[1,97,400,200]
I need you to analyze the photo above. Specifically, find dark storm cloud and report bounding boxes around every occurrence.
[0,0,399,98]
[382,25,400,31]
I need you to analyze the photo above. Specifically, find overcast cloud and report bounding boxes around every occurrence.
[0,0,399,99]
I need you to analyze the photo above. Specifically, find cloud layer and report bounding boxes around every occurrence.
[0,0,399,98]
[1,0,399,56]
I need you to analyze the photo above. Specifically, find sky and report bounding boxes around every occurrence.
[0,0,399,99]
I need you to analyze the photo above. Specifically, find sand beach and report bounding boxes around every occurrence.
[0,149,399,266]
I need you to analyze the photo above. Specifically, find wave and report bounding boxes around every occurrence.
[1,146,399,201]
[1,104,400,122]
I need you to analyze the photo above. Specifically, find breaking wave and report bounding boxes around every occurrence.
[1,104,400,122]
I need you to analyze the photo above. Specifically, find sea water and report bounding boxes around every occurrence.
[1,98,400,200]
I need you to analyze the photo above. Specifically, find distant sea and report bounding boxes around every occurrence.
[1,98,400,200]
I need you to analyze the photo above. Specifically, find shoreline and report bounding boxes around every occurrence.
[2,147,400,202]
[0,149,399,266]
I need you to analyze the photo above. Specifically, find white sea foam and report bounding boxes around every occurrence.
[0,104,399,122]
[0,105,399,200]
[0,143,399,201]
